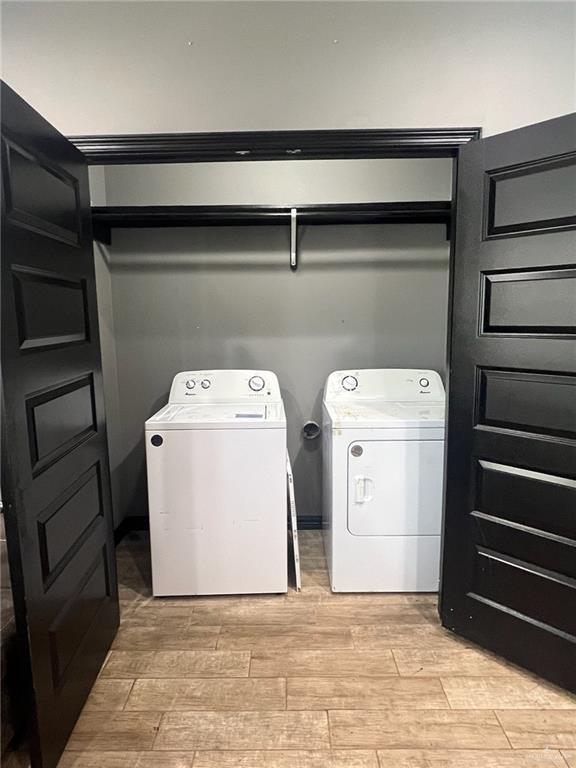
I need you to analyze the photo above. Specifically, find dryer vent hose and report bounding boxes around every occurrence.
[302,421,321,440]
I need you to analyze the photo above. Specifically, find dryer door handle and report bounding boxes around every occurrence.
[354,476,374,504]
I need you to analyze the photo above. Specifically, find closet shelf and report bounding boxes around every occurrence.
[93,201,450,233]
[92,201,452,269]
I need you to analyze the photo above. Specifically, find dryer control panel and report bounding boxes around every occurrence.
[325,369,444,402]
[168,370,282,404]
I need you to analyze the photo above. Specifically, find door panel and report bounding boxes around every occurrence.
[2,136,81,244]
[1,82,119,768]
[471,513,576,579]
[481,267,576,334]
[347,440,444,536]
[476,460,576,539]
[477,368,575,439]
[486,154,576,237]
[440,113,576,691]
[12,265,90,350]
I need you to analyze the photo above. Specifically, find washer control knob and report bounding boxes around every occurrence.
[201,379,211,389]
[249,375,265,392]
[419,377,430,388]
[342,375,358,392]
[185,379,195,390]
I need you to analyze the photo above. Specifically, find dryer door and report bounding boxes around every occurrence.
[347,439,444,536]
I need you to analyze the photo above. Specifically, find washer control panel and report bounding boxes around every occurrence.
[325,369,444,402]
[169,370,281,403]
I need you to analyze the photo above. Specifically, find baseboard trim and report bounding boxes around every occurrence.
[298,516,322,530]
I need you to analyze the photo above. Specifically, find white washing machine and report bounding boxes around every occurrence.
[145,370,288,596]
[322,369,446,592]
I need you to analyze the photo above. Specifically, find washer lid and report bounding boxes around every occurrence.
[327,401,445,429]
[145,402,286,430]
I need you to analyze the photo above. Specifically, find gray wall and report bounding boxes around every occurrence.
[102,158,452,206]
[93,242,124,527]
[90,167,124,527]
[99,157,452,525]
[109,224,449,522]
[2,2,574,137]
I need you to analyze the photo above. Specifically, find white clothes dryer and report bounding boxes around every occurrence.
[322,369,446,592]
[146,370,288,596]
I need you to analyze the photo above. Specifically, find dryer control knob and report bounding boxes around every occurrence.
[249,375,265,392]
[342,375,358,391]
[201,379,211,389]
[419,377,430,388]
[185,379,195,390]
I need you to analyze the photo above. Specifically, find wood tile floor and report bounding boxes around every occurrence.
[58,531,576,767]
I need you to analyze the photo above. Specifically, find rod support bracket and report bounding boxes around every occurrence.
[290,208,298,271]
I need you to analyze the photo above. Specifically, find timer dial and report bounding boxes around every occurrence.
[342,375,358,392]
[249,375,265,392]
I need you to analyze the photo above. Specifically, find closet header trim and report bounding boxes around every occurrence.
[71,128,481,165]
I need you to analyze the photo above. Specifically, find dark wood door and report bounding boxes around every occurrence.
[440,114,576,691]
[1,82,119,767]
